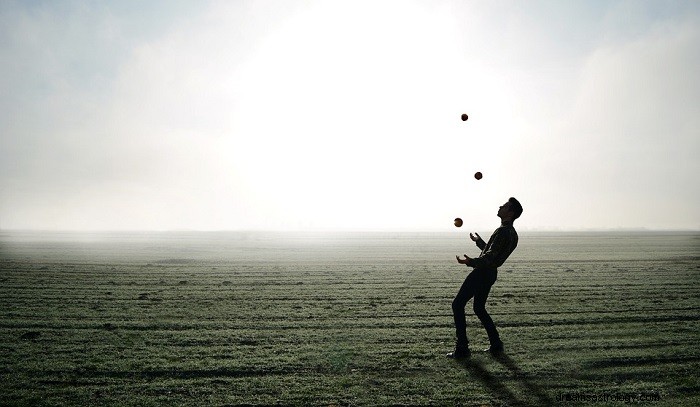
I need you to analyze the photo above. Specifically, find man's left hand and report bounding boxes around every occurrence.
[456,254,472,265]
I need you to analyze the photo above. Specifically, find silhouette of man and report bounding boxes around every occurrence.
[448,197,523,359]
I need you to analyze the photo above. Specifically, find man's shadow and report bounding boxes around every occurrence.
[460,353,553,406]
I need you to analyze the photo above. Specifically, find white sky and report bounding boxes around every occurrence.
[1,0,699,231]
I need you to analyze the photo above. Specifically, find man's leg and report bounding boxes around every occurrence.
[451,273,476,352]
[473,271,503,352]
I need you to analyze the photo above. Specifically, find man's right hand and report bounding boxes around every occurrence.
[456,254,472,266]
[470,232,481,242]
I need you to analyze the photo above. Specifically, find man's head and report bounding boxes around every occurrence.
[498,197,523,222]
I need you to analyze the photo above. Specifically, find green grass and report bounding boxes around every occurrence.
[1,232,699,405]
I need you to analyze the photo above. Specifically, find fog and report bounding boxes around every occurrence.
[1,0,698,231]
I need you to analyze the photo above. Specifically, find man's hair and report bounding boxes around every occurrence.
[508,197,523,219]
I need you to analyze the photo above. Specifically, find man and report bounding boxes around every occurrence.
[447,197,523,359]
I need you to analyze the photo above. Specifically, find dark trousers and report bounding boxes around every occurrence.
[452,268,501,348]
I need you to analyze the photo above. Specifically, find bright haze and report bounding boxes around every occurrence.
[1,0,699,232]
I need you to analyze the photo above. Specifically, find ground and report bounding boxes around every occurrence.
[1,232,698,405]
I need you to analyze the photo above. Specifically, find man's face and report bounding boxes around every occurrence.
[498,201,513,219]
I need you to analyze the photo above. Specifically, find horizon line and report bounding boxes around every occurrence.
[1,227,699,233]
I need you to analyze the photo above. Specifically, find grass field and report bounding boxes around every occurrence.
[1,231,699,406]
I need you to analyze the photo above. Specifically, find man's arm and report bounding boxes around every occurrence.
[456,254,472,266]
[470,232,486,250]
[468,229,510,269]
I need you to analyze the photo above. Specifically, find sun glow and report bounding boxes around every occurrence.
[223,1,520,230]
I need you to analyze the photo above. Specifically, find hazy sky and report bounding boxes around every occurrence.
[1,0,698,231]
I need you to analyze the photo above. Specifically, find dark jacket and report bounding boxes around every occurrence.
[469,221,518,270]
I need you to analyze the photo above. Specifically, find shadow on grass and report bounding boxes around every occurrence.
[495,354,554,405]
[460,354,553,406]
[460,358,523,406]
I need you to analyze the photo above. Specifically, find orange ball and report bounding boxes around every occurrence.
[454,218,463,227]
[474,172,482,180]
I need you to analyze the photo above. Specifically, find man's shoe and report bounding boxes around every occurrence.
[483,342,504,355]
[446,347,471,359]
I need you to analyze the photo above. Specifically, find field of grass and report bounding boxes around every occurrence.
[1,231,699,406]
